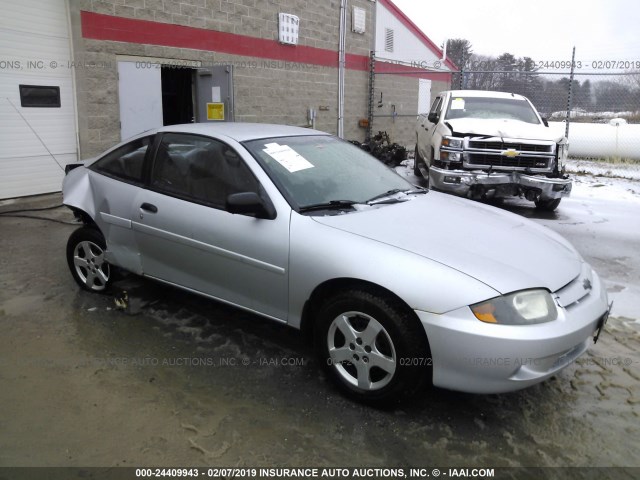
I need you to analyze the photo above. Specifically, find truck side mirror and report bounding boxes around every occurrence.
[541,118,549,127]
[428,112,439,124]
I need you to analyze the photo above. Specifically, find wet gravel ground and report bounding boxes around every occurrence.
[0,176,639,471]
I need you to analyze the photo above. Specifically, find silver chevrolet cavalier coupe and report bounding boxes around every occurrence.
[63,123,610,403]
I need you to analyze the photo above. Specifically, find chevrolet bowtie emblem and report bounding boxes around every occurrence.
[583,278,592,290]
[502,149,520,158]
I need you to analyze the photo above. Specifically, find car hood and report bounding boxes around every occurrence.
[446,118,562,142]
[312,193,581,295]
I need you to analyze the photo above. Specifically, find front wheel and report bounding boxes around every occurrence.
[315,289,431,404]
[535,198,561,211]
[66,226,111,292]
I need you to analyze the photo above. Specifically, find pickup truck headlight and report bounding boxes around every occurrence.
[470,289,558,325]
[440,136,463,162]
[442,136,463,149]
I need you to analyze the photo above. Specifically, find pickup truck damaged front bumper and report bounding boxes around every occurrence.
[429,166,572,201]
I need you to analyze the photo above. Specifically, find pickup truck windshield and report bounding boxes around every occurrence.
[444,96,540,124]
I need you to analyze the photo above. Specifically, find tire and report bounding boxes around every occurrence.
[535,198,561,211]
[315,288,431,404]
[413,146,423,177]
[66,226,112,292]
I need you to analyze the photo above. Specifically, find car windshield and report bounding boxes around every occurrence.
[444,96,540,124]
[243,135,415,210]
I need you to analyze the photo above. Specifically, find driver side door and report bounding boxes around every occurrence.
[132,132,291,321]
[417,94,444,167]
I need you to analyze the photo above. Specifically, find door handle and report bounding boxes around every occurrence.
[140,203,158,213]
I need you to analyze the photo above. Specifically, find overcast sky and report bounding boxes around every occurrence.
[392,0,640,67]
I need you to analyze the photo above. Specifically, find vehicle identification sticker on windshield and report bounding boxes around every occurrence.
[451,98,465,110]
[263,143,314,173]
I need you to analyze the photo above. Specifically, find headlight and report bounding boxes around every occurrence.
[441,151,462,162]
[441,136,463,149]
[470,289,558,325]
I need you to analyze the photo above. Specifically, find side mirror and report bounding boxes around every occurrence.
[226,192,276,219]
[541,118,549,127]
[428,112,439,124]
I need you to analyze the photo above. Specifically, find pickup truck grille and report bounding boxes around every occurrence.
[468,140,553,153]
[463,137,556,172]
[467,154,550,169]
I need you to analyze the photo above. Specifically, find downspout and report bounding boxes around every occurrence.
[65,0,81,161]
[337,0,347,138]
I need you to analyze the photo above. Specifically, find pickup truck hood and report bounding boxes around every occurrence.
[446,118,563,142]
[313,192,581,295]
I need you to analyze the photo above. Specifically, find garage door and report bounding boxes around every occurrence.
[0,0,78,199]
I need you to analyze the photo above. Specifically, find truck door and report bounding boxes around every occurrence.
[418,95,443,163]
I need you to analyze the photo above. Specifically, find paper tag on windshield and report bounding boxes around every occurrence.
[263,143,314,173]
[451,98,465,110]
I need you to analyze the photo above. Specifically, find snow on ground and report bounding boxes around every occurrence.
[566,175,640,322]
[570,172,640,201]
[566,158,640,181]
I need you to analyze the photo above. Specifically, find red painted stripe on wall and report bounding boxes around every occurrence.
[81,11,450,81]
[81,11,341,67]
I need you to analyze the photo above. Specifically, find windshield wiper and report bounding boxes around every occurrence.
[298,200,358,213]
[366,187,427,205]
[403,187,428,195]
[365,189,404,204]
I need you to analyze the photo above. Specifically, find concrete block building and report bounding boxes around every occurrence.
[0,0,452,198]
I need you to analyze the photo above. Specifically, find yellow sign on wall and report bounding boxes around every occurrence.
[207,103,225,121]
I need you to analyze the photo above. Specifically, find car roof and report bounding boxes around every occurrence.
[155,122,330,142]
[444,90,529,100]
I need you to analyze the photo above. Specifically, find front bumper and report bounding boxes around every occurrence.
[430,166,572,201]
[416,265,609,394]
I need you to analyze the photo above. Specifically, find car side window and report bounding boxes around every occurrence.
[151,133,260,209]
[92,136,151,183]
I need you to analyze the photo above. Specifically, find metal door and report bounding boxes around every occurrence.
[117,61,163,140]
[417,79,432,114]
[194,65,234,123]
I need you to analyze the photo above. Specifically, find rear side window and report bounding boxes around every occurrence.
[92,136,151,183]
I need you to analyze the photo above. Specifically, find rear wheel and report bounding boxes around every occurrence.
[66,226,111,292]
[413,146,423,177]
[535,198,561,211]
[315,289,431,404]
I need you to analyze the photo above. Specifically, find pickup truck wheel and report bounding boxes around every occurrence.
[535,198,561,211]
[315,289,431,404]
[413,146,423,177]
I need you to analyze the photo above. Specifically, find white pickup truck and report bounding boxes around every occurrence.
[415,90,572,210]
